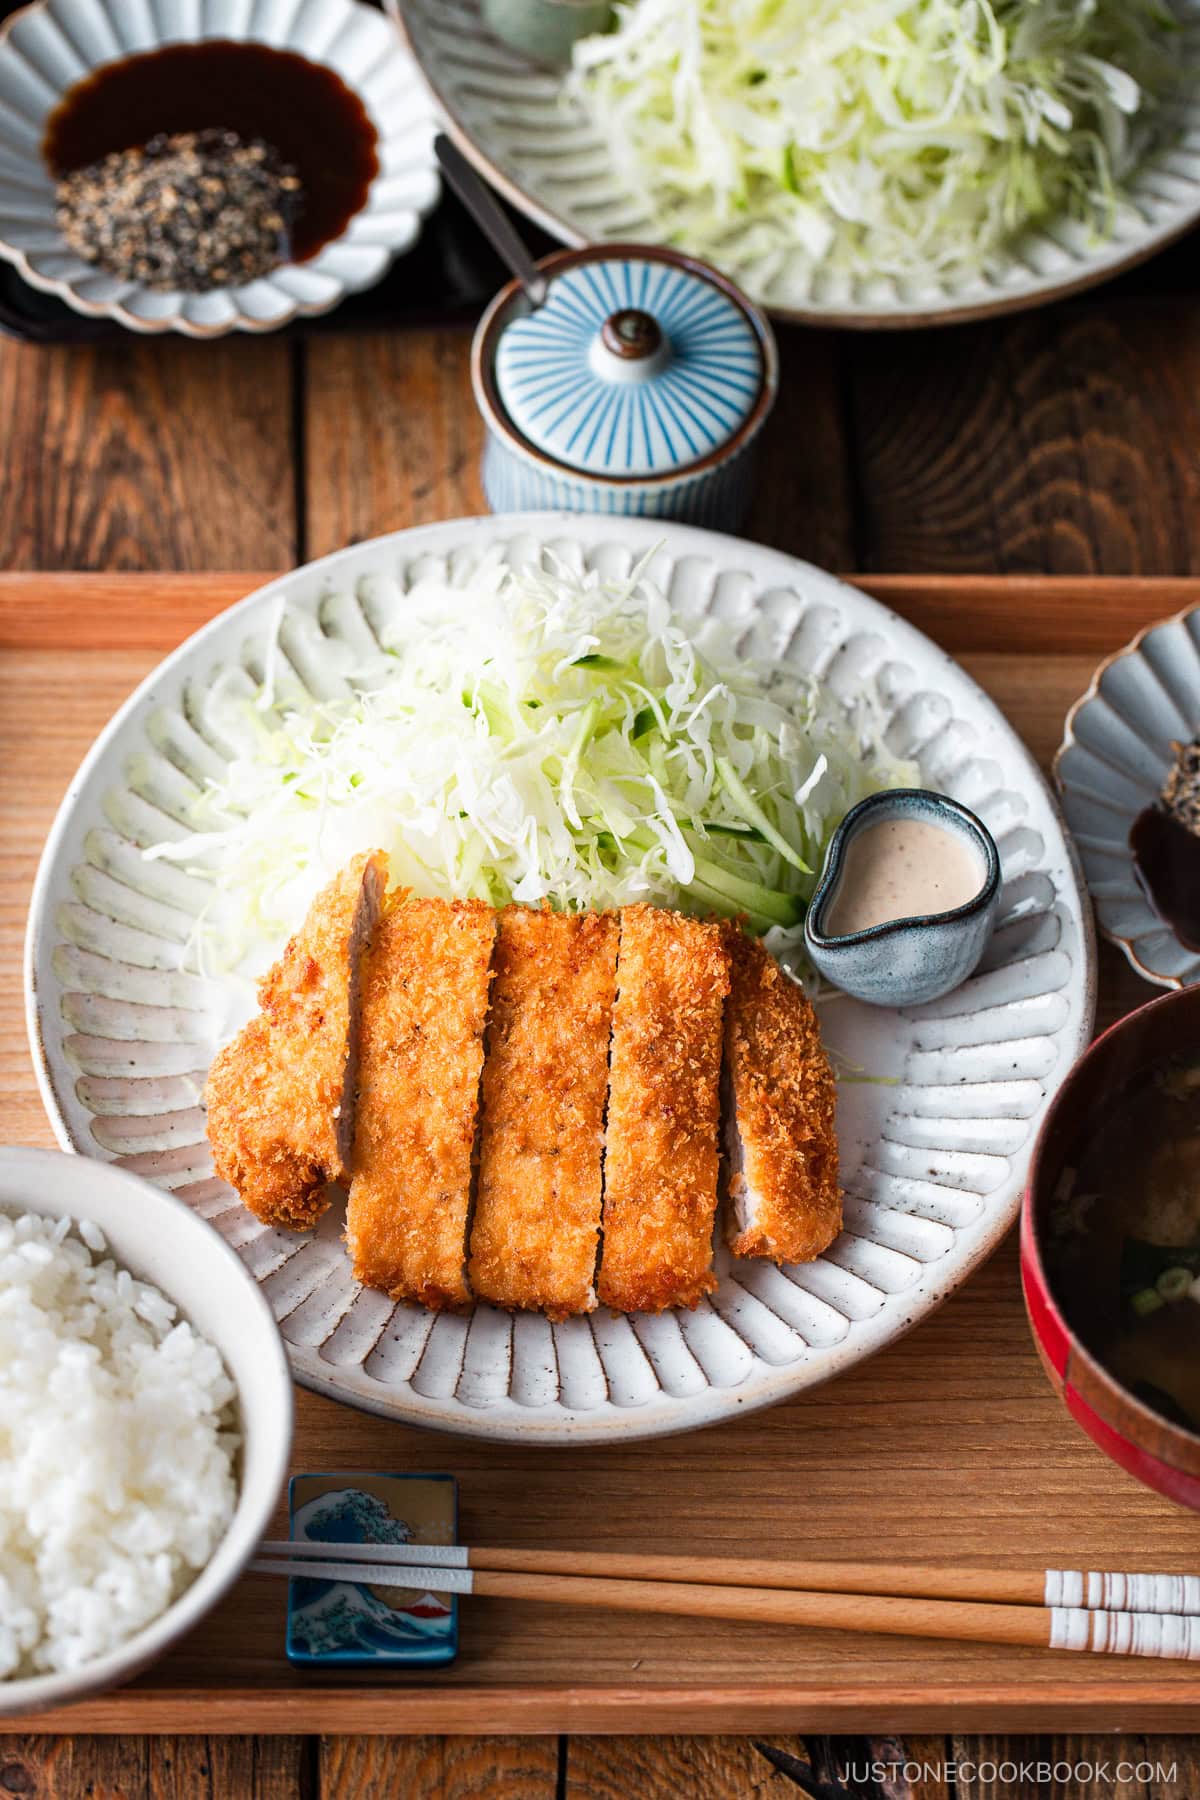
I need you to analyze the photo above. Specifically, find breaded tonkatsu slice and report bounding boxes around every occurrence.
[469,907,618,1319]
[597,904,730,1313]
[722,924,840,1263]
[204,849,386,1230]
[346,895,496,1310]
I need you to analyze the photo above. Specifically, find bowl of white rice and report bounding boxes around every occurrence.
[0,1146,292,1717]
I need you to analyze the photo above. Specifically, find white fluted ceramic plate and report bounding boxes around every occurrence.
[1056,605,1200,989]
[0,0,440,337]
[27,516,1095,1443]
[391,0,1200,328]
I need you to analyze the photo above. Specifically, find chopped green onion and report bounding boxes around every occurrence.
[1156,1267,1193,1302]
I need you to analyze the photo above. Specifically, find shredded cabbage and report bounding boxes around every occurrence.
[146,551,915,974]
[567,0,1182,281]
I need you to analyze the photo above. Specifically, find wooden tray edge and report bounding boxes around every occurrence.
[3,571,1199,654]
[4,1681,1198,1735]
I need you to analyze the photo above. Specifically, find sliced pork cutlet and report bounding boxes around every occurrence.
[597,904,730,1314]
[722,924,840,1263]
[205,849,386,1230]
[346,895,496,1310]
[469,907,618,1320]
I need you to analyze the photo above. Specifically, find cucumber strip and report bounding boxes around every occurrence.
[715,756,811,873]
[683,827,779,883]
[702,821,768,841]
[688,852,803,927]
[684,874,777,934]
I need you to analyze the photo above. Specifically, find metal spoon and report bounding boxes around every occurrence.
[435,133,548,308]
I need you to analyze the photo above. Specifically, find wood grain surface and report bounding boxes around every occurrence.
[303,328,485,558]
[319,1736,558,1799]
[0,1735,314,1799]
[6,289,1200,581]
[4,285,1200,1789]
[2,1733,1192,1799]
[0,341,296,573]
[0,573,1194,1745]
[845,304,1200,575]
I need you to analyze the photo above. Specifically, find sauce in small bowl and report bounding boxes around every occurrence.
[805,789,1000,1007]
[44,40,379,281]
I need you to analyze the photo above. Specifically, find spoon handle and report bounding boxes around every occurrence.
[435,133,548,307]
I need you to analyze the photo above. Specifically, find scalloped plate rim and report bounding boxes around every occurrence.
[388,0,1200,330]
[1054,599,1200,992]
[25,514,1098,1443]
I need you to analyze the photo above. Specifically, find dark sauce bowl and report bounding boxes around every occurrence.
[1022,984,1200,1511]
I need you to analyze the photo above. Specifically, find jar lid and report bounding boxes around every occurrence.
[492,251,767,479]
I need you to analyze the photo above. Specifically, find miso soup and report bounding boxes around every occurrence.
[1047,1052,1200,1434]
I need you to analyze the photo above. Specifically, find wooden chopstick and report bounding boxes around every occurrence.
[256,1542,1200,1614]
[248,1553,1200,1661]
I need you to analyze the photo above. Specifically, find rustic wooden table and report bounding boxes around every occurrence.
[2,235,1200,1798]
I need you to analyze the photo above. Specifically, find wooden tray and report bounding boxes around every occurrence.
[2,572,1198,1735]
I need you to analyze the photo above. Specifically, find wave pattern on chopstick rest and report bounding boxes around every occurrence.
[1044,1570,1200,1615]
[1049,1609,1200,1659]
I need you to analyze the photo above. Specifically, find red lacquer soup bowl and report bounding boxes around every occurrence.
[1022,984,1200,1511]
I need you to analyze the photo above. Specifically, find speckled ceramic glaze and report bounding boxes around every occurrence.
[25,518,1094,1445]
[472,244,777,527]
[1055,604,1200,989]
[0,1147,292,1718]
[806,790,1001,1007]
[480,0,609,64]
[394,0,1200,329]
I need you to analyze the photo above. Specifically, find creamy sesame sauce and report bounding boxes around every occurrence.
[825,815,984,937]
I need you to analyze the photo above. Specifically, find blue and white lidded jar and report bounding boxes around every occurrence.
[471,244,778,529]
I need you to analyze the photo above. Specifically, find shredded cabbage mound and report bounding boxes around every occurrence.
[147,551,915,973]
[567,0,1182,281]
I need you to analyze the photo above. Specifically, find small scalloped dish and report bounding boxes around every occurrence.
[1055,605,1200,990]
[805,789,1001,1008]
[0,0,440,337]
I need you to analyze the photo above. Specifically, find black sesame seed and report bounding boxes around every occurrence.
[1162,739,1200,836]
[55,129,304,292]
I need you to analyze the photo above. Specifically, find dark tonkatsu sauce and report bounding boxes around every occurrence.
[43,41,378,262]
[1130,805,1200,953]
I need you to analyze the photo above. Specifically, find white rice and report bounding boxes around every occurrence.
[0,1209,239,1680]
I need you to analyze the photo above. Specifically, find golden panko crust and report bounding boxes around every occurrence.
[722,923,840,1263]
[204,850,386,1229]
[469,906,618,1319]
[346,894,496,1310]
[597,903,730,1314]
